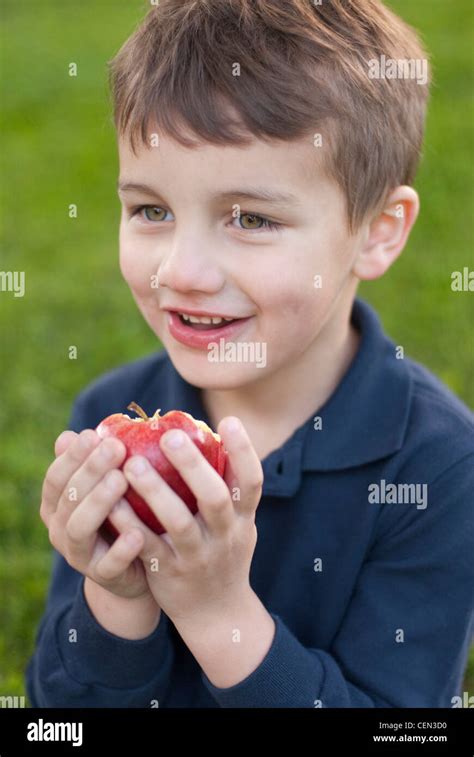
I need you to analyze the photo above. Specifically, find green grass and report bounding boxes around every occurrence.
[0,0,472,703]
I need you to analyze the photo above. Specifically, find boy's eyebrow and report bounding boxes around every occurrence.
[117,180,301,207]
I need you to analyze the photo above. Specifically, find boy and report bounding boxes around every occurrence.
[27,0,473,708]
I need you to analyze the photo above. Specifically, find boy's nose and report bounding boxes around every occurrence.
[157,241,225,293]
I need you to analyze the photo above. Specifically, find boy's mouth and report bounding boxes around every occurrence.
[172,310,243,331]
[169,310,248,331]
[165,310,253,350]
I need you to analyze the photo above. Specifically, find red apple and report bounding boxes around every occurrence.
[96,402,227,535]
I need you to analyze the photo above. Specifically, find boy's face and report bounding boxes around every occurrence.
[118,130,361,389]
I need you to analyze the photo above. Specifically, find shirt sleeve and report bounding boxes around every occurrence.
[25,392,176,708]
[202,454,474,708]
[26,554,175,707]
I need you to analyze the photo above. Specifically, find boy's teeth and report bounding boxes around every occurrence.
[179,313,234,325]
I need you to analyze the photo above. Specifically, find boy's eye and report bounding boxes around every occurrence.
[132,206,171,223]
[233,213,281,232]
[130,205,280,232]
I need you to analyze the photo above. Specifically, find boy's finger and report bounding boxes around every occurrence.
[123,457,203,557]
[108,498,176,566]
[54,430,78,457]
[56,437,127,526]
[217,417,264,517]
[64,472,129,562]
[91,529,145,582]
[41,430,101,519]
[158,432,233,534]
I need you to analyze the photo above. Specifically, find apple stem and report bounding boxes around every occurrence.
[127,402,149,421]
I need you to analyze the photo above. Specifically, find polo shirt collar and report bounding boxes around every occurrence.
[300,298,412,472]
[141,298,412,496]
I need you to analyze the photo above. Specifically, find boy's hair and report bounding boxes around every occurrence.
[109,0,430,232]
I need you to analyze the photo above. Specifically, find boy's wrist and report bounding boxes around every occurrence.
[173,587,276,689]
[84,577,161,640]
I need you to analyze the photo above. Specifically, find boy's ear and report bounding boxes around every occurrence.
[352,186,419,281]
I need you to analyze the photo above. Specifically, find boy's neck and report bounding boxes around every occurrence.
[202,298,361,460]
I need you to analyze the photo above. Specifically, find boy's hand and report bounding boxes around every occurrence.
[40,429,158,601]
[120,417,263,624]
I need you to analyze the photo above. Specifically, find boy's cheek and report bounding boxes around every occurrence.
[119,246,158,298]
[258,264,331,325]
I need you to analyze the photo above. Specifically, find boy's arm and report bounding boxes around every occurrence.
[83,577,160,639]
[26,391,176,708]
[195,453,474,708]
[26,551,175,708]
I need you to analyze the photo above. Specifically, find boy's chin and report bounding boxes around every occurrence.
[169,350,266,390]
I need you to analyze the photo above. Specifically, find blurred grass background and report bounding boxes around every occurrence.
[0,0,472,701]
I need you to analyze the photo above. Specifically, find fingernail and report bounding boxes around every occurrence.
[128,456,148,475]
[164,430,185,449]
[223,417,241,433]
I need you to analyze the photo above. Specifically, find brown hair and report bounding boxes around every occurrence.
[108,0,430,231]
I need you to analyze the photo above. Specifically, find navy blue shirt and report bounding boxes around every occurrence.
[26,299,474,708]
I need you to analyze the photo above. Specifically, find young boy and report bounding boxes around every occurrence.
[27,0,473,708]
